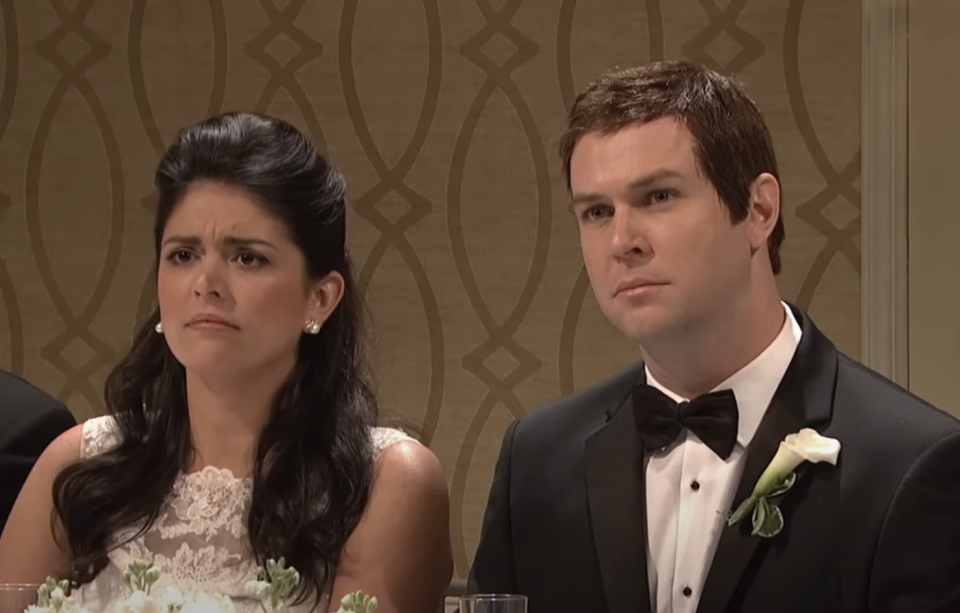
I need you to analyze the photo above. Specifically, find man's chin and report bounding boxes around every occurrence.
[615,310,681,344]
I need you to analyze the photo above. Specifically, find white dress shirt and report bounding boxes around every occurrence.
[644,302,802,613]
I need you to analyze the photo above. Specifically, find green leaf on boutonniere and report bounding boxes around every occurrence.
[727,471,795,537]
[751,498,784,537]
[726,494,758,526]
[766,471,797,499]
[751,497,768,533]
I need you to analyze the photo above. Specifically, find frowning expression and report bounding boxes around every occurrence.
[157,181,337,377]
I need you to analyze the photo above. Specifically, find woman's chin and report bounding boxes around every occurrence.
[177,351,250,377]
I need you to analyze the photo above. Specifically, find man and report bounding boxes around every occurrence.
[0,369,75,533]
[467,60,960,613]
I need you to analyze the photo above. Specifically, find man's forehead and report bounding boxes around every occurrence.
[574,120,696,168]
[569,120,699,189]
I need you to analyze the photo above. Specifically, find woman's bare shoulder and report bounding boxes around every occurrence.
[39,422,85,469]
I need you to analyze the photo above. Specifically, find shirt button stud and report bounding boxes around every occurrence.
[683,587,692,597]
[690,480,700,491]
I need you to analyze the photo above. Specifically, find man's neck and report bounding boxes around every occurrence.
[641,298,787,399]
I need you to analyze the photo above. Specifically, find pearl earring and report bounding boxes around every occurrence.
[155,322,163,334]
[304,320,321,335]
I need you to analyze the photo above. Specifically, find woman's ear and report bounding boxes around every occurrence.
[304,271,345,330]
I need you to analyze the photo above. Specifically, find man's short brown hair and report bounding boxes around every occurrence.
[559,60,785,274]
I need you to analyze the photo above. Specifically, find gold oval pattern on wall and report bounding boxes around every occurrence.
[447,0,551,572]
[0,0,861,578]
[247,0,327,147]
[339,0,447,447]
[784,0,861,310]
[28,0,122,410]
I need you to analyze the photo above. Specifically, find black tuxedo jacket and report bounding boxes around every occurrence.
[0,370,75,533]
[468,305,960,613]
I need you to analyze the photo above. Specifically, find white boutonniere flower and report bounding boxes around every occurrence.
[726,428,841,537]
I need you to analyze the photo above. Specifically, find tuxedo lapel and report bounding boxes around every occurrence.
[696,305,838,613]
[584,391,652,613]
[695,396,807,613]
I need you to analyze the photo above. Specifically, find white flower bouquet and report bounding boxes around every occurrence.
[25,559,377,613]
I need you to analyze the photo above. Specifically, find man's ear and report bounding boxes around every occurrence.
[747,172,781,252]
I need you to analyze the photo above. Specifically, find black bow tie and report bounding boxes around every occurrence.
[632,383,740,459]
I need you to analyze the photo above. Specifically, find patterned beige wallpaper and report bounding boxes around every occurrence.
[0,0,860,576]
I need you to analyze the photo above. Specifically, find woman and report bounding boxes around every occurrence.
[0,113,453,613]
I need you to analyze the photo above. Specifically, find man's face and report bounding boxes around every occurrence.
[568,118,758,343]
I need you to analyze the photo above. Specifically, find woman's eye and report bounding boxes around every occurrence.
[236,252,267,267]
[168,250,193,264]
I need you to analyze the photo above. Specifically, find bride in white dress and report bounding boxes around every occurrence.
[0,113,453,613]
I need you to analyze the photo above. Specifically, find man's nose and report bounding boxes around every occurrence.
[609,207,646,259]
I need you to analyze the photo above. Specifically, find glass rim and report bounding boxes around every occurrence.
[460,594,527,601]
[0,584,41,589]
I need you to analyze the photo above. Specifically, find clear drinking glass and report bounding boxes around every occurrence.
[459,594,527,613]
[0,585,39,613]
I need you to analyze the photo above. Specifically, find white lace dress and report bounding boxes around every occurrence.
[72,415,416,613]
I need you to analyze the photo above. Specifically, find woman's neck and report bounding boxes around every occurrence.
[183,365,289,476]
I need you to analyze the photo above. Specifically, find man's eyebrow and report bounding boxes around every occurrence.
[568,169,684,211]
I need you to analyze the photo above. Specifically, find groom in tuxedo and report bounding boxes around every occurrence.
[467,60,960,613]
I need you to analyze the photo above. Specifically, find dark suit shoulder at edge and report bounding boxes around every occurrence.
[836,353,960,432]
[0,370,68,412]
[512,363,644,442]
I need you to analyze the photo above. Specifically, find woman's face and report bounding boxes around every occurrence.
[156,181,343,378]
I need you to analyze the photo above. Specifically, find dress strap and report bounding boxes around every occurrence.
[370,426,418,458]
[80,415,120,458]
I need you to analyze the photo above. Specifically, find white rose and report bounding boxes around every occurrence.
[244,581,271,601]
[49,588,67,609]
[58,600,89,613]
[159,587,185,613]
[178,601,221,613]
[180,593,236,613]
[178,602,219,613]
[48,593,87,613]
[753,428,841,495]
[115,591,163,613]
